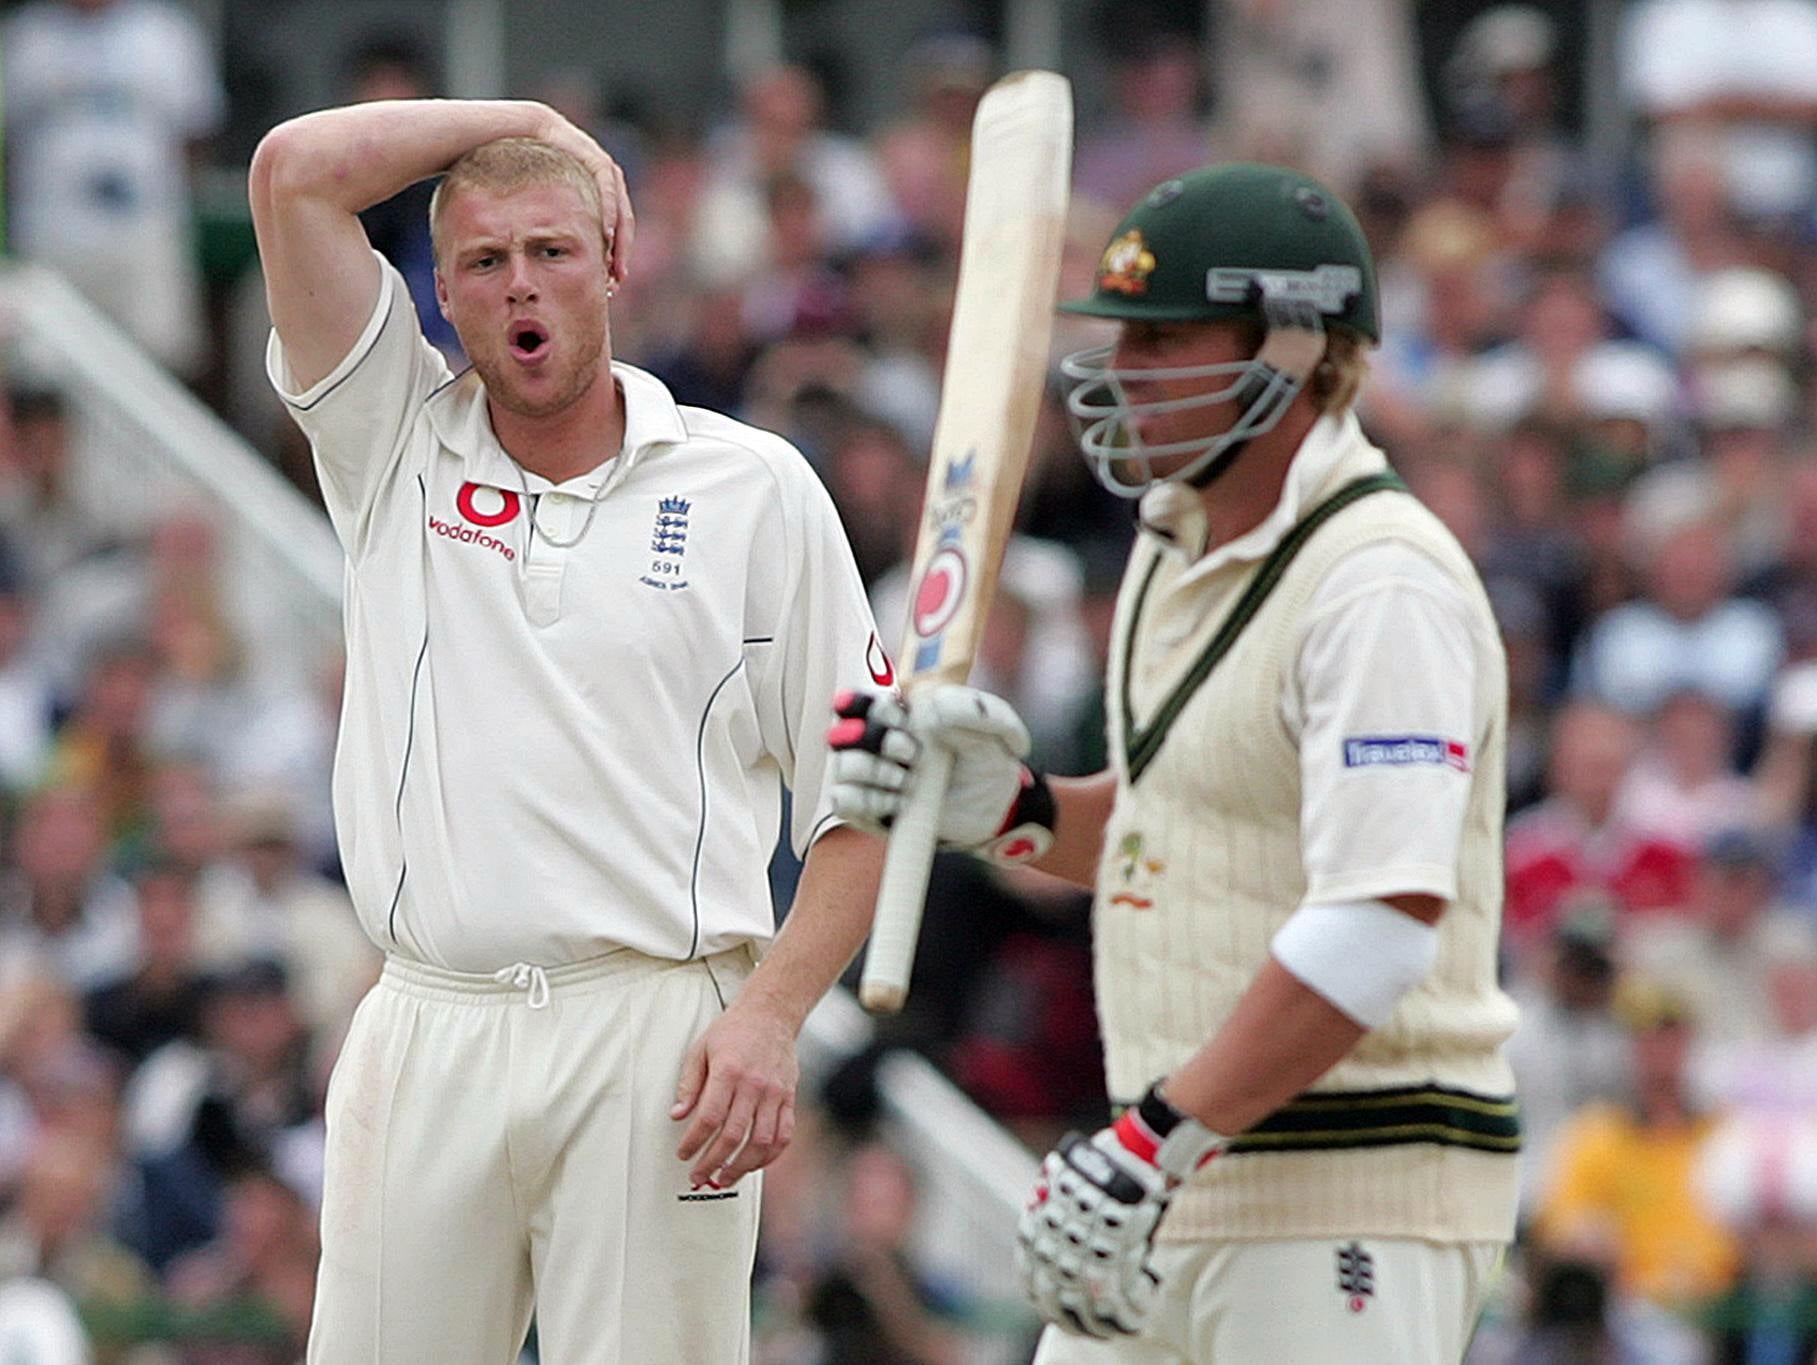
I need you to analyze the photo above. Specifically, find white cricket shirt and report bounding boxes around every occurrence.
[268,256,886,971]
[1137,413,1489,903]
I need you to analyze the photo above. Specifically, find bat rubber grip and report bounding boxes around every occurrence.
[860,742,957,1014]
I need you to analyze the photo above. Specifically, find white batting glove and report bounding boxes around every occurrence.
[825,684,1056,864]
[1017,1085,1225,1339]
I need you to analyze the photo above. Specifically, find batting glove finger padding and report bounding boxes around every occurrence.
[1017,1135,1164,1338]
[1016,1085,1226,1339]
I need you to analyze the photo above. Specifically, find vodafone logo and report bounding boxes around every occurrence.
[866,633,895,687]
[428,516,516,561]
[456,482,521,528]
[911,547,968,640]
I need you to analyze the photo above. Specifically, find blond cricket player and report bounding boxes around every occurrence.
[251,99,887,1362]
[829,164,1519,1362]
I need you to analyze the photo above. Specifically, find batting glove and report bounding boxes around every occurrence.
[1017,1084,1225,1339]
[825,684,1056,865]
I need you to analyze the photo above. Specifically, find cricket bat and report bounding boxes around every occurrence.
[859,70,1072,1014]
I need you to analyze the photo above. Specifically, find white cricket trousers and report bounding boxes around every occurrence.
[1032,1237,1503,1364]
[306,946,760,1364]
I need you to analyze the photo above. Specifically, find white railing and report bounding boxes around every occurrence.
[0,262,1040,1359]
[1,263,342,691]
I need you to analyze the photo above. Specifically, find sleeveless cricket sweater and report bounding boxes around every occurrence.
[1096,436,1520,1244]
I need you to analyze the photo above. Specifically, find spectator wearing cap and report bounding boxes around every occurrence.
[1367,199,1510,439]
[1461,267,1614,432]
[1597,126,1750,357]
[194,788,376,1061]
[1572,341,1683,474]
[1621,0,1817,226]
[1534,975,1741,1307]
[83,859,212,1069]
[1624,360,1802,585]
[122,958,315,1271]
[846,232,948,457]
[1681,269,1805,422]
[1623,828,1797,1042]
[1505,701,1699,946]
[1505,897,1635,1214]
[819,419,921,589]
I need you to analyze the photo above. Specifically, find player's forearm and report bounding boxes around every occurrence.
[1029,770,1117,887]
[250,99,555,215]
[739,824,884,1033]
[1159,956,1367,1136]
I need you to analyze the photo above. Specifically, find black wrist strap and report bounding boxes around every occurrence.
[1137,1082,1189,1139]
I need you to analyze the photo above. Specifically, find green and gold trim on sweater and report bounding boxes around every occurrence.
[1118,1083,1520,1156]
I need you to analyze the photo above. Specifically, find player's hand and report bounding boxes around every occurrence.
[531,104,635,283]
[826,684,1055,863]
[1017,1088,1224,1339]
[670,999,798,1189]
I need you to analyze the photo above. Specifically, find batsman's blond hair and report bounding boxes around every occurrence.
[429,138,605,264]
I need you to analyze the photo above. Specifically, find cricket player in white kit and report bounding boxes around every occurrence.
[249,100,886,1362]
[829,164,1519,1362]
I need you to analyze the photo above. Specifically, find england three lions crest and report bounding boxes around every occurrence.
[640,496,692,591]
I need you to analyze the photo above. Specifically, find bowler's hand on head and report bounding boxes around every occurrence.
[533,105,635,283]
[670,1001,798,1188]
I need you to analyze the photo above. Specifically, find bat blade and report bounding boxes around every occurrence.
[859,69,1072,1015]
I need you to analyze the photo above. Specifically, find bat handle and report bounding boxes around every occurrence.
[860,741,957,1014]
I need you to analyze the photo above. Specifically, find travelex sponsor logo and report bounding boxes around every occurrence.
[1341,734,1469,772]
[428,515,516,562]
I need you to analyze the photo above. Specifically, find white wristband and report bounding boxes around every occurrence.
[1270,898,1439,1030]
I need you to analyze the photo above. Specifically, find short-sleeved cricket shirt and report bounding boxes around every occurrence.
[268,255,887,971]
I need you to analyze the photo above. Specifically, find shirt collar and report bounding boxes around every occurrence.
[1138,411,1368,581]
[425,361,689,494]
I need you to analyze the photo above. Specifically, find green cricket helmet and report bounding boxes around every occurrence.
[1058,163,1379,497]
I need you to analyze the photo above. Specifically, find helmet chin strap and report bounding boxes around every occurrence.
[1185,291,1328,490]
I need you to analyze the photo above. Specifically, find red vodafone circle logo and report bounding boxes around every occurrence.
[456,482,521,528]
[911,547,968,639]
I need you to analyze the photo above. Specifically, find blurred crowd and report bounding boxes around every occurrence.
[4,0,1817,1359]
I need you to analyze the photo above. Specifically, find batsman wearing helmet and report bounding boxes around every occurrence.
[829,163,1518,1361]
